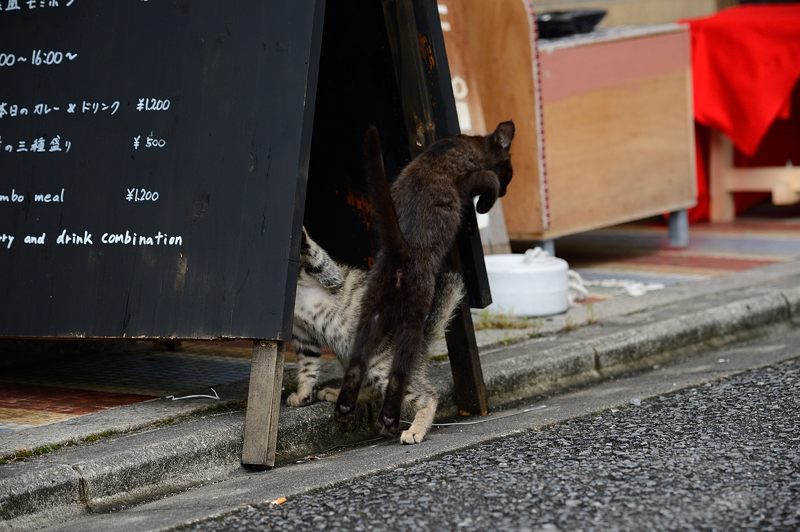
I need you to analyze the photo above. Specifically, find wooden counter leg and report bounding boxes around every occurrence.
[709,129,735,222]
[242,340,285,469]
[668,209,689,248]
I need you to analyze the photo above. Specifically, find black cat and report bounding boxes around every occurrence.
[335,121,515,437]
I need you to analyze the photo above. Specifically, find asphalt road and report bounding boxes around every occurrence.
[192,358,800,531]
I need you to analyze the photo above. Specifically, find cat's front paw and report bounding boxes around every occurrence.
[286,392,314,407]
[400,426,428,444]
[317,387,340,403]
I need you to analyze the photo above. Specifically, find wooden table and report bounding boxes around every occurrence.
[682,5,800,222]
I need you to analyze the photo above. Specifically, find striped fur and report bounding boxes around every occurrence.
[289,228,464,444]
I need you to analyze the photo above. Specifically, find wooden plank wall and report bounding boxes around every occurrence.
[441,0,548,237]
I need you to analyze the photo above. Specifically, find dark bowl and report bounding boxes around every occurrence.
[536,9,607,39]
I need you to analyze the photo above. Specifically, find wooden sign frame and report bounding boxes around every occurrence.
[1,0,490,468]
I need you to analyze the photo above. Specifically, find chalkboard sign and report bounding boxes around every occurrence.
[0,0,324,339]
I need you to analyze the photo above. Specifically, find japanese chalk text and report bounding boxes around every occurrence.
[0,135,71,153]
[0,1,77,11]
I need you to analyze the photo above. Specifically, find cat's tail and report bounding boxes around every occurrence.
[300,226,345,291]
[363,127,409,258]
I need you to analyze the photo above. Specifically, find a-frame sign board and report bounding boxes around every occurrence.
[1,0,490,468]
[0,0,324,467]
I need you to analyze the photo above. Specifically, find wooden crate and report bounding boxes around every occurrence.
[533,25,697,239]
[440,1,696,241]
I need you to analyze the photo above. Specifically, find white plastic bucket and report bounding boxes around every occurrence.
[484,254,569,316]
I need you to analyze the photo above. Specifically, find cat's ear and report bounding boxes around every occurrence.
[491,120,515,150]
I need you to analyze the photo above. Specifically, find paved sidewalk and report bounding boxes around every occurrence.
[1,258,799,529]
[3,215,799,437]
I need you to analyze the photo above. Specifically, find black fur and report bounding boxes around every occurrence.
[335,121,515,436]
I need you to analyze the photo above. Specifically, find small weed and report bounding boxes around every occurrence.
[473,309,537,331]
[561,317,578,333]
[81,430,115,443]
[33,445,55,456]
[429,353,449,363]
[0,446,47,465]
[586,303,597,324]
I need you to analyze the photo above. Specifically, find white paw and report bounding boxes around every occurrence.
[400,427,427,444]
[317,387,340,402]
[286,392,313,407]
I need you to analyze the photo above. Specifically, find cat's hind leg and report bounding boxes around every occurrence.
[400,387,438,445]
[377,325,426,437]
[334,309,385,428]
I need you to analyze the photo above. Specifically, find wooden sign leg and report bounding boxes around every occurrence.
[242,340,285,469]
[445,299,489,417]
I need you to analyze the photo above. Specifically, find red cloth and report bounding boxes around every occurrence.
[682,5,800,221]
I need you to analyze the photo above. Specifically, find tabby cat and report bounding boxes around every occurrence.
[335,121,515,436]
[289,228,464,444]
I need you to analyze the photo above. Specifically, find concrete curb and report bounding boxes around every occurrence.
[0,464,80,528]
[478,289,796,410]
[2,264,800,529]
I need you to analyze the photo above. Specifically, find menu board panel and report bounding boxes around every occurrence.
[0,0,323,339]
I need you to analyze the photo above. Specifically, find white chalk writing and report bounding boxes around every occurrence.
[1,99,121,120]
[34,188,65,202]
[0,229,184,250]
[126,188,159,202]
[133,134,166,150]
[0,233,14,249]
[0,188,65,203]
[24,233,45,244]
[0,134,71,153]
[56,229,92,245]
[1,1,76,12]
[0,189,25,203]
[136,98,170,112]
[101,230,183,246]
[0,50,78,67]
[76,100,120,115]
